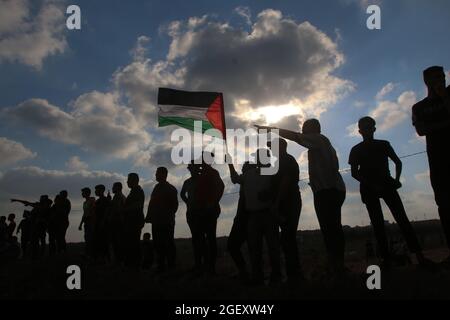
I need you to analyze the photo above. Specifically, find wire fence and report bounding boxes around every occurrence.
[222,150,427,196]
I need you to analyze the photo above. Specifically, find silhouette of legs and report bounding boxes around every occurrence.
[383,190,421,254]
[314,189,346,271]
[365,197,390,260]
[429,156,450,250]
[227,211,248,276]
[247,209,281,284]
[187,213,204,269]
[279,195,302,280]
[152,223,176,271]
[203,214,218,274]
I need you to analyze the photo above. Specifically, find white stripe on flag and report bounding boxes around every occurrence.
[158,105,208,120]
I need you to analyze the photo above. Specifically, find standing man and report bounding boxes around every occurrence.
[94,184,110,262]
[146,167,179,272]
[349,116,431,269]
[195,152,225,275]
[79,188,96,259]
[181,162,203,272]
[226,160,252,283]
[412,66,450,265]
[268,138,302,282]
[108,182,127,264]
[57,190,71,253]
[257,119,347,276]
[123,173,145,269]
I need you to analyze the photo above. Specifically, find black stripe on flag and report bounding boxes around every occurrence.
[158,88,220,108]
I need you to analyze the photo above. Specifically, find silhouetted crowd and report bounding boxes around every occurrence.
[2,66,450,286]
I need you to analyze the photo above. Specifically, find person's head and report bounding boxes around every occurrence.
[251,148,271,168]
[143,232,151,241]
[53,194,61,205]
[127,173,140,189]
[156,167,168,183]
[8,213,15,221]
[302,119,321,135]
[358,116,376,139]
[187,161,201,177]
[423,66,446,94]
[95,184,106,197]
[81,187,91,199]
[112,182,122,194]
[268,138,288,156]
[39,195,52,208]
[59,190,68,199]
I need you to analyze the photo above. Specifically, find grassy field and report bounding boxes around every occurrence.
[1,220,450,300]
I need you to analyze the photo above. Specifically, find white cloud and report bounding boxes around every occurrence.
[375,82,397,100]
[0,137,36,166]
[371,91,417,131]
[415,170,430,183]
[3,92,151,158]
[0,0,68,69]
[65,156,88,171]
[234,6,252,25]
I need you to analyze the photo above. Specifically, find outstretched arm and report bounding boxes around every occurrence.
[254,125,316,149]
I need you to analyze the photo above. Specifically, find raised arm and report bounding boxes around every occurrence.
[254,125,316,149]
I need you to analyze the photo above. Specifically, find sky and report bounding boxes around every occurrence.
[0,0,449,243]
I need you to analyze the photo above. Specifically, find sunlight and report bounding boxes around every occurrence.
[244,103,300,125]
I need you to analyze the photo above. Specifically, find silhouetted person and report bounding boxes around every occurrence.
[146,167,178,272]
[268,138,302,282]
[107,182,126,264]
[16,211,32,257]
[11,196,52,259]
[195,153,225,275]
[94,184,110,262]
[181,162,203,272]
[79,188,96,259]
[232,150,281,285]
[257,120,347,275]
[226,160,252,283]
[57,190,71,253]
[48,195,61,256]
[123,173,145,269]
[142,232,154,270]
[7,214,16,240]
[412,66,450,265]
[349,116,431,268]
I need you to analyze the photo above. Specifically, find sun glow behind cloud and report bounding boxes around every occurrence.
[241,101,301,125]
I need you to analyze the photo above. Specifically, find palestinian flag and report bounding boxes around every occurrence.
[157,88,226,139]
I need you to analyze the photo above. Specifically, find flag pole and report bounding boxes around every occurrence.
[220,93,229,164]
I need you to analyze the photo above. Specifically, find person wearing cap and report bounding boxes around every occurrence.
[412,66,450,266]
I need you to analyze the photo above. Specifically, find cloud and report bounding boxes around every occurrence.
[3,92,151,158]
[0,137,36,166]
[370,91,417,131]
[0,166,126,199]
[375,82,397,100]
[234,6,252,25]
[65,156,88,171]
[347,90,417,136]
[3,9,353,172]
[0,0,68,69]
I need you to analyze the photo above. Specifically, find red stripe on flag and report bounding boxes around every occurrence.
[206,95,225,138]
